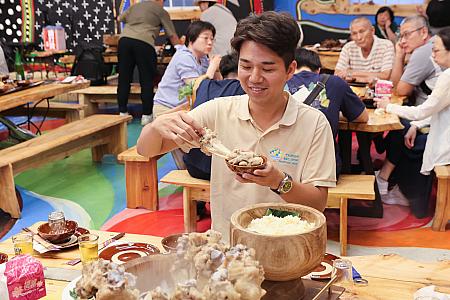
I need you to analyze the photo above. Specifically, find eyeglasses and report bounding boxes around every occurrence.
[399,26,424,41]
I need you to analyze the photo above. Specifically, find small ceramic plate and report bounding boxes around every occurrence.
[52,227,90,249]
[308,253,341,280]
[99,242,160,264]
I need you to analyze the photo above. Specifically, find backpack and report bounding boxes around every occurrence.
[71,47,109,86]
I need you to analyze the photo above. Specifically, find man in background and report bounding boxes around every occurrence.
[335,17,394,83]
[289,48,368,177]
[196,0,237,56]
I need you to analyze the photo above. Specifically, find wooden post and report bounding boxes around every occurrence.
[0,164,21,218]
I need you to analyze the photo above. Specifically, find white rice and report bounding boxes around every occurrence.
[247,215,315,235]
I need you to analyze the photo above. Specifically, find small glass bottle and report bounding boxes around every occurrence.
[14,50,25,81]
[48,211,66,233]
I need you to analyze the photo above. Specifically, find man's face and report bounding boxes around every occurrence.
[238,41,296,105]
[198,2,210,11]
[399,21,428,54]
[350,21,374,50]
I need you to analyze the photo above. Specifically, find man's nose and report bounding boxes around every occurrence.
[249,68,263,83]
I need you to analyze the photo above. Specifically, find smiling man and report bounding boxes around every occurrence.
[137,12,336,241]
[335,17,395,83]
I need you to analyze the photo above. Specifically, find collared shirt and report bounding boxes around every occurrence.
[187,93,336,241]
[154,45,209,108]
[119,1,176,47]
[336,36,394,73]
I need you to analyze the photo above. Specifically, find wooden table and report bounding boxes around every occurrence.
[1,223,449,299]
[318,50,340,71]
[0,82,90,112]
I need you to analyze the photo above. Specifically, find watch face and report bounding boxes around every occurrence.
[282,181,293,193]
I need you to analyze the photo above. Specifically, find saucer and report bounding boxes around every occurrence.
[99,242,160,264]
[51,227,89,248]
[308,253,341,280]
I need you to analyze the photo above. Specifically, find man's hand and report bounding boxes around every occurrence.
[152,111,205,147]
[335,69,346,79]
[404,125,417,149]
[206,55,222,79]
[234,160,285,190]
[395,41,406,59]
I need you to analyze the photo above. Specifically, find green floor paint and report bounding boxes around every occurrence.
[15,149,116,229]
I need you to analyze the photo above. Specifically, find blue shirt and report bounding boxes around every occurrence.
[154,45,209,108]
[183,79,245,179]
[287,71,365,174]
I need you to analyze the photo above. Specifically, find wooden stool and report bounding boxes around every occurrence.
[118,146,161,211]
[433,165,450,231]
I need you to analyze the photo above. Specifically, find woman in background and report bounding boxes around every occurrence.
[374,6,398,44]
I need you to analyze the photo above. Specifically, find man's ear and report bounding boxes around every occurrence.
[286,60,297,80]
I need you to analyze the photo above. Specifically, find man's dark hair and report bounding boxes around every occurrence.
[437,27,450,51]
[219,52,239,78]
[230,11,301,69]
[295,48,322,72]
[185,21,216,46]
[376,6,395,23]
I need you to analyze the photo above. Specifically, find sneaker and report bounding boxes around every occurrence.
[141,114,153,126]
[375,171,389,195]
[381,185,410,206]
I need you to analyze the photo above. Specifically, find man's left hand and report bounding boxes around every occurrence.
[234,160,285,190]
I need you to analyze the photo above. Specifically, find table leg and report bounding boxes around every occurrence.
[338,130,352,174]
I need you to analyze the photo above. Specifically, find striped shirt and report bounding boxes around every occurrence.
[335,36,394,73]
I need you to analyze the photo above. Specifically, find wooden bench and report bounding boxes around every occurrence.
[433,165,450,231]
[117,146,161,211]
[0,114,132,219]
[160,170,375,256]
[5,101,87,123]
[69,85,141,117]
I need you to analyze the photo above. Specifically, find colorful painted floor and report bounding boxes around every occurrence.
[1,116,449,262]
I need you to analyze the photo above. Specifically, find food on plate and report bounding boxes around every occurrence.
[144,230,266,300]
[75,259,140,300]
[247,209,316,236]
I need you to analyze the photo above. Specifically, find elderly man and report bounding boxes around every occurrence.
[137,12,336,241]
[335,17,394,83]
[196,0,237,56]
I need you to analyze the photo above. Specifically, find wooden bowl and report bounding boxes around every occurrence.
[225,155,267,175]
[38,220,78,244]
[161,233,186,253]
[230,203,326,281]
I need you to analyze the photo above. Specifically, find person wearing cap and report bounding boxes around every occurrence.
[196,0,237,56]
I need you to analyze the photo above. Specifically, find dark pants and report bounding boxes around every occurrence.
[384,119,432,218]
[117,37,157,115]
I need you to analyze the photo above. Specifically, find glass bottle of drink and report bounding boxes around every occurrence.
[14,50,25,81]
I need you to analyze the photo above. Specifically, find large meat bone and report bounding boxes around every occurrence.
[199,128,232,159]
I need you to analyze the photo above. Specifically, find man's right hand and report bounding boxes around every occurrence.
[152,111,205,147]
[395,41,406,59]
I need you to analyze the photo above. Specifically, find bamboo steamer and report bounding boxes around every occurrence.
[230,203,326,281]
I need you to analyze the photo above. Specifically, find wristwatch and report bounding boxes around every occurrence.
[271,172,293,195]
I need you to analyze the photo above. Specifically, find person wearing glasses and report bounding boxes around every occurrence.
[374,28,450,214]
[373,16,442,214]
[335,17,395,83]
[153,21,221,117]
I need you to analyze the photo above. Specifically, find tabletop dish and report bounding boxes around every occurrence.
[37,220,78,244]
[0,252,8,264]
[161,233,185,253]
[99,242,160,264]
[226,153,267,175]
[230,203,327,281]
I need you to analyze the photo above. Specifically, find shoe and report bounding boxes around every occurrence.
[375,171,389,195]
[381,185,410,206]
[141,114,153,126]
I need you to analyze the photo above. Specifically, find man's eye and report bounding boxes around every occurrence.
[240,65,251,70]
[263,69,274,72]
